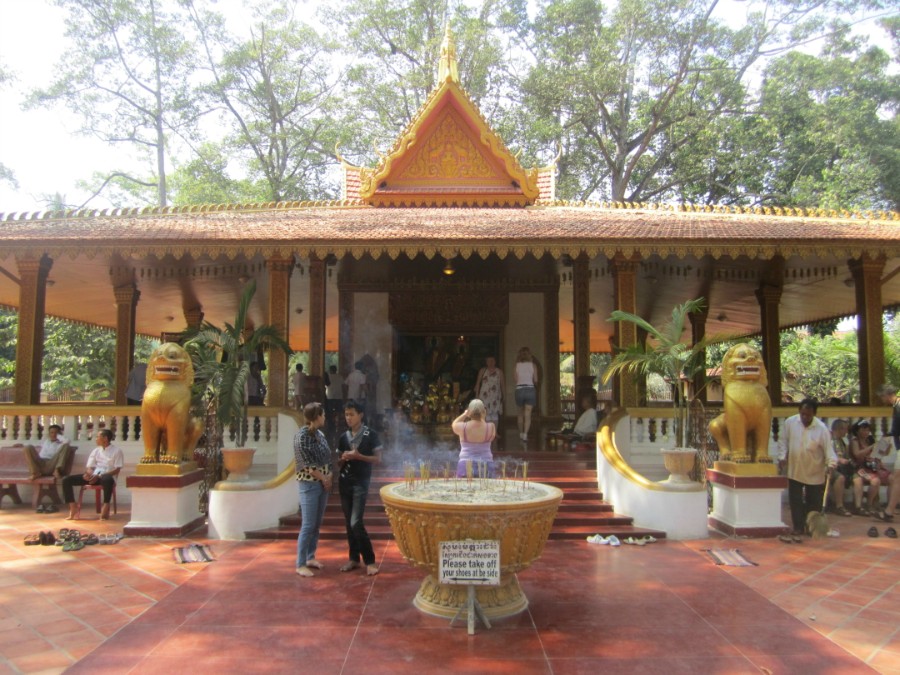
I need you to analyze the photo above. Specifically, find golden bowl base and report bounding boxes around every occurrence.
[714,460,778,477]
[135,461,198,476]
[412,573,528,620]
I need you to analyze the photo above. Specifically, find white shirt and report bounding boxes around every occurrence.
[326,373,344,400]
[87,444,125,474]
[574,409,599,437]
[346,369,366,400]
[777,415,835,485]
[39,435,68,460]
[515,361,536,387]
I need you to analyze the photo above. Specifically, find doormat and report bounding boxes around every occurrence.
[172,544,215,564]
[705,549,757,567]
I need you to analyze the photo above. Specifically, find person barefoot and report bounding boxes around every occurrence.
[366,564,379,576]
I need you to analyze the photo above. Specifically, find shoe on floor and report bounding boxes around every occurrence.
[586,535,608,545]
[868,526,879,538]
[778,534,793,543]
[606,535,621,547]
[885,527,897,539]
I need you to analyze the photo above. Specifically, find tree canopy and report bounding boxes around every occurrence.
[15,0,898,210]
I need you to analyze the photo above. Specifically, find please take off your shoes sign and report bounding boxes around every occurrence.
[439,540,500,585]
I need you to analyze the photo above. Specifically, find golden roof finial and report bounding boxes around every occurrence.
[438,25,459,84]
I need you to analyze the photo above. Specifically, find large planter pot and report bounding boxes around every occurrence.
[221,448,256,482]
[380,479,563,619]
[660,447,698,489]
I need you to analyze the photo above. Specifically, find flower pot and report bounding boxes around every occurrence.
[660,447,698,488]
[221,448,256,482]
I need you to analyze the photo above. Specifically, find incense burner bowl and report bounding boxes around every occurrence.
[380,479,563,619]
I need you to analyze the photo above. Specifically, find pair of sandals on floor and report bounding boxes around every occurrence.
[586,534,657,547]
[867,526,897,538]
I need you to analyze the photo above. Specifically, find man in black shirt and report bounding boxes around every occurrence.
[337,400,383,574]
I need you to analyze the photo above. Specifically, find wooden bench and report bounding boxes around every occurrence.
[0,444,77,508]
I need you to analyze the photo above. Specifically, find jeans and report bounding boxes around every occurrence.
[296,480,329,568]
[339,481,375,565]
[788,478,826,534]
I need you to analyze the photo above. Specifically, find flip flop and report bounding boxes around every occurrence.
[868,526,879,538]
[640,536,658,544]
[71,540,85,551]
[778,534,793,544]
[24,534,40,546]
[791,535,803,543]
[36,504,45,513]
[885,527,897,539]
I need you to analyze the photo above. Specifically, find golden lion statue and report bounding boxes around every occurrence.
[708,343,773,463]
[141,343,203,463]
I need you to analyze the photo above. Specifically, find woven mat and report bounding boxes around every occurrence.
[172,544,215,564]
[705,549,757,567]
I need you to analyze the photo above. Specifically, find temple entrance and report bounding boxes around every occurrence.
[395,333,500,405]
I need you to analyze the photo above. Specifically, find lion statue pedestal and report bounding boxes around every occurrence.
[706,344,788,537]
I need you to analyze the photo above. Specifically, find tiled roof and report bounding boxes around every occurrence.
[1,203,898,260]
[342,167,361,201]
[537,167,555,201]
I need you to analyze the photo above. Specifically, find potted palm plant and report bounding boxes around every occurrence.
[602,298,712,484]
[186,279,291,481]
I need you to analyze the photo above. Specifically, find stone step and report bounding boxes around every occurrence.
[248,450,665,541]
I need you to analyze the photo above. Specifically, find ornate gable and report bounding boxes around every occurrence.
[353,28,541,207]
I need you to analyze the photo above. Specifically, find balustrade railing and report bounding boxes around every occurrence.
[0,404,291,504]
[618,405,895,482]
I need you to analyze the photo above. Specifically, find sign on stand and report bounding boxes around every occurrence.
[439,540,500,585]
[440,540,499,635]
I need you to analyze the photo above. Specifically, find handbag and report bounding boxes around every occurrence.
[857,456,890,484]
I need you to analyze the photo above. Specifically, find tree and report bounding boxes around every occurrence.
[27,0,202,207]
[186,280,291,447]
[521,0,893,203]
[755,26,900,211]
[324,0,527,163]
[184,0,345,202]
[603,298,711,446]
[0,64,18,190]
[780,331,860,402]
[0,307,158,400]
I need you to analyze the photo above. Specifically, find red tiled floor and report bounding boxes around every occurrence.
[1,498,898,673]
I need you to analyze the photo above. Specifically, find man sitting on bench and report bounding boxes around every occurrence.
[62,430,124,520]
[23,424,70,479]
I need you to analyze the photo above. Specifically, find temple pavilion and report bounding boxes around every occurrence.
[2,30,899,419]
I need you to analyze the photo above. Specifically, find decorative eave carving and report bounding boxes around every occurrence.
[356,29,540,205]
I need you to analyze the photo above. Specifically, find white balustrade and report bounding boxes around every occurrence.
[0,405,293,505]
